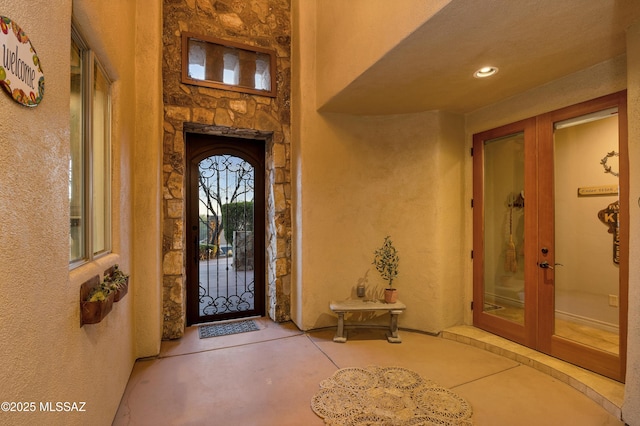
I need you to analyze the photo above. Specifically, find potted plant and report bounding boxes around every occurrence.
[372,236,400,303]
[104,264,130,302]
[80,275,115,326]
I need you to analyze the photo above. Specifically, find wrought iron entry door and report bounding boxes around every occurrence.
[186,133,265,324]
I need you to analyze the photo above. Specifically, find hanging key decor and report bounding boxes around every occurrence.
[598,200,620,265]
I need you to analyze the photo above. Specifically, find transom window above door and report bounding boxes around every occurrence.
[181,32,276,97]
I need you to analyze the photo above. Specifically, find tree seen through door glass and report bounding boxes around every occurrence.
[198,155,256,317]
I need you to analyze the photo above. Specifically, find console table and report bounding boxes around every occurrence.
[329,299,406,343]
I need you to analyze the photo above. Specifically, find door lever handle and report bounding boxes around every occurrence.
[539,261,563,269]
[539,261,553,269]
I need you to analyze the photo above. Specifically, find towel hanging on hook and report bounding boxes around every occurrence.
[505,194,517,273]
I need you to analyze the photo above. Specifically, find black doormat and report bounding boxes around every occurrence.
[198,320,260,339]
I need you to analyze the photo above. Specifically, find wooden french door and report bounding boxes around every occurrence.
[186,133,266,325]
[473,117,538,348]
[473,92,628,382]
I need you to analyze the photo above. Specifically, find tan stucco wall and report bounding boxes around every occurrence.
[132,0,164,358]
[623,19,640,426]
[0,0,162,424]
[294,1,466,333]
[315,0,450,110]
[293,110,466,332]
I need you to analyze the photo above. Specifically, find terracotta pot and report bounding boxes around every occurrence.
[384,288,398,304]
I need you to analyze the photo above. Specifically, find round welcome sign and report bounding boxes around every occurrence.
[0,16,44,107]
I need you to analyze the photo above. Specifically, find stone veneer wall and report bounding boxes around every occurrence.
[162,0,292,339]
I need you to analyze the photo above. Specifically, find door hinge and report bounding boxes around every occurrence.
[470,250,474,259]
[471,301,474,310]
[471,198,474,208]
[470,147,474,157]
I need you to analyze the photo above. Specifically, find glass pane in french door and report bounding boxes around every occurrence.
[197,154,256,319]
[482,132,525,325]
[553,109,620,354]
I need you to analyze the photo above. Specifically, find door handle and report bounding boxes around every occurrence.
[539,261,563,269]
[539,261,553,269]
[194,235,199,265]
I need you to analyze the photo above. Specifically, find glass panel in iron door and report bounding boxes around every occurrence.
[197,154,256,319]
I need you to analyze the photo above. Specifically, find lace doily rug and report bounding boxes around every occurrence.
[311,366,473,425]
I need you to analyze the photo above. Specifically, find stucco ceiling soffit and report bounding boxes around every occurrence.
[317,0,640,116]
[314,0,451,110]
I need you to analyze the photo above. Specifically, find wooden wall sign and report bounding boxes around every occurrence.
[577,185,618,196]
[598,200,620,265]
[0,16,44,107]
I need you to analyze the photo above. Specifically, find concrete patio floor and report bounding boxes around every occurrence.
[113,318,623,425]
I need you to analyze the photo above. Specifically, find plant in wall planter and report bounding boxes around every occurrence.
[104,264,130,302]
[372,236,399,303]
[80,276,115,326]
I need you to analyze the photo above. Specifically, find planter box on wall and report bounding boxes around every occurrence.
[113,277,129,302]
[80,275,114,326]
[103,265,129,302]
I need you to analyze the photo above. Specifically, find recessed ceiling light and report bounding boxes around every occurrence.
[474,66,499,78]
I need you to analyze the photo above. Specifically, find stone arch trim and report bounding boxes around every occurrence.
[162,119,291,339]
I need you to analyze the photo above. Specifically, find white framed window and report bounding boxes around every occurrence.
[70,22,112,266]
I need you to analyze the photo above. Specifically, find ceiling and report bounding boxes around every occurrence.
[318,0,640,115]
